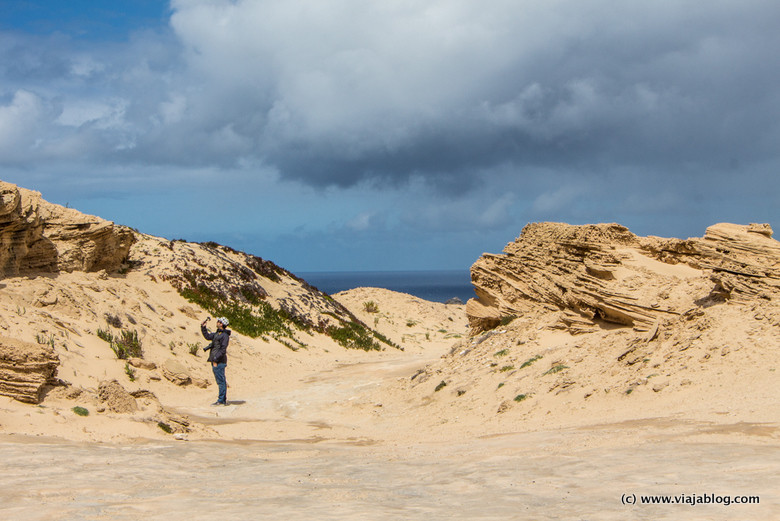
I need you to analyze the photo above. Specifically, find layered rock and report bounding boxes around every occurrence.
[468,222,779,334]
[642,223,780,301]
[0,336,59,403]
[0,181,135,278]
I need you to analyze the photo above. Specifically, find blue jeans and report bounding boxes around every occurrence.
[212,363,227,404]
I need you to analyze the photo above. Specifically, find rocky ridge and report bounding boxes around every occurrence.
[0,181,135,277]
[0,336,59,403]
[467,222,779,334]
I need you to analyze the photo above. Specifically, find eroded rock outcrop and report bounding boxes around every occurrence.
[0,181,135,277]
[97,379,138,413]
[468,222,779,334]
[0,336,59,403]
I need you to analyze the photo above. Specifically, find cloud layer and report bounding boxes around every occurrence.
[3,0,780,191]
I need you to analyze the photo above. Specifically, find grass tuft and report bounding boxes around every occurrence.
[72,406,89,417]
[543,364,569,376]
[520,355,543,369]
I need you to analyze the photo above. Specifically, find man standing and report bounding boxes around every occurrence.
[201,317,231,406]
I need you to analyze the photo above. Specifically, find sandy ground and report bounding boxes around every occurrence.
[1,282,778,519]
[2,336,778,520]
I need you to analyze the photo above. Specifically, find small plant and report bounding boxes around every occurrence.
[425,333,430,340]
[362,301,379,313]
[500,365,515,372]
[36,333,55,349]
[520,355,543,369]
[495,349,509,357]
[111,329,142,359]
[406,320,418,327]
[497,382,505,389]
[434,380,447,392]
[104,313,123,328]
[188,343,200,356]
[625,388,634,395]
[514,394,528,402]
[543,364,569,376]
[500,315,517,326]
[16,306,26,316]
[124,363,136,382]
[72,406,89,417]
[328,321,382,351]
[157,421,173,434]
[96,327,113,343]
[169,341,176,351]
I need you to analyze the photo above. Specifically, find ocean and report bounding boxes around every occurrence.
[299,270,476,304]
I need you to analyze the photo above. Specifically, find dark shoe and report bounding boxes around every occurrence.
[211,401,225,406]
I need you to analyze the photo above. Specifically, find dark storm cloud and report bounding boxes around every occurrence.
[164,0,780,190]
[2,0,780,194]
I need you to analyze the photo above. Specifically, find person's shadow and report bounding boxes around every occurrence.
[226,400,246,406]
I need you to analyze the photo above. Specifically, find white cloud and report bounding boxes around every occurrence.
[0,90,49,161]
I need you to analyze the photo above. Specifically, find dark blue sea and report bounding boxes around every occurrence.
[299,270,475,304]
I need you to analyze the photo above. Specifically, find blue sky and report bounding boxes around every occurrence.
[1,1,778,272]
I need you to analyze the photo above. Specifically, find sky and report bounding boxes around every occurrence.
[1,0,778,272]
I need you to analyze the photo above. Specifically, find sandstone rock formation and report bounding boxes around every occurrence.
[468,222,779,334]
[162,359,193,386]
[0,336,59,403]
[0,181,135,277]
[97,379,138,413]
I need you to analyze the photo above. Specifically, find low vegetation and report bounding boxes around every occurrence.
[124,363,136,381]
[96,327,143,359]
[520,355,543,369]
[543,364,569,376]
[362,301,379,313]
[72,406,89,417]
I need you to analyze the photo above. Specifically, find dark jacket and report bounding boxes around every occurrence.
[202,325,231,364]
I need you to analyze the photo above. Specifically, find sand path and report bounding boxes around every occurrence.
[1,426,776,520]
[2,345,777,520]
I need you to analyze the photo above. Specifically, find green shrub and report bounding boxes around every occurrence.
[328,321,381,351]
[72,406,89,417]
[514,394,528,402]
[434,380,447,392]
[494,349,509,357]
[124,363,136,381]
[157,421,172,434]
[520,355,542,369]
[362,301,379,313]
[500,365,515,372]
[96,327,113,343]
[112,329,142,359]
[543,364,569,376]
